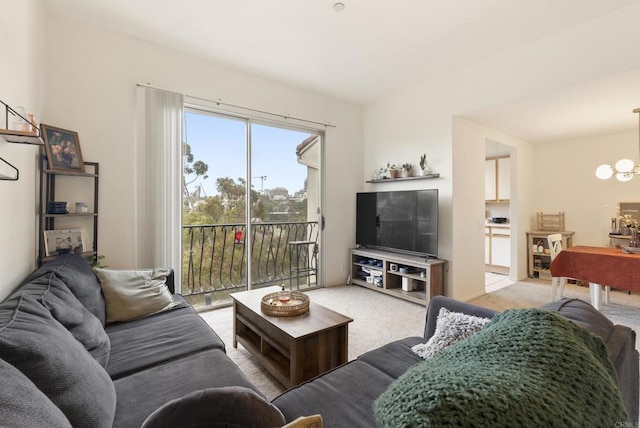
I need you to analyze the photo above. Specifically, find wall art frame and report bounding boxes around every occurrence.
[40,124,85,173]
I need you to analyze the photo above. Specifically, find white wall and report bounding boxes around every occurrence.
[534,130,640,246]
[0,0,45,300]
[364,4,640,301]
[43,16,363,287]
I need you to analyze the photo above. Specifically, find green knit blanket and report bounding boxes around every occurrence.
[374,308,628,427]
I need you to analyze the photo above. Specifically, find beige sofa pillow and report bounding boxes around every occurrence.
[93,268,177,323]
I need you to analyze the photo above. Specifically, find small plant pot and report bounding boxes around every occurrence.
[389,169,399,179]
[401,169,413,178]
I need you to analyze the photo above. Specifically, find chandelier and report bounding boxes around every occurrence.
[595,108,640,182]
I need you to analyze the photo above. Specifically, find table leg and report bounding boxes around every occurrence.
[589,283,602,310]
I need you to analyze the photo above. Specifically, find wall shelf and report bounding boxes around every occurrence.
[366,173,440,183]
[0,156,19,181]
[0,100,43,145]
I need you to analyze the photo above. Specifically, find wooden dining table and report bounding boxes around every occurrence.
[550,245,640,310]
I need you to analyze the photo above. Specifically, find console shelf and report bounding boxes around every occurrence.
[350,248,445,305]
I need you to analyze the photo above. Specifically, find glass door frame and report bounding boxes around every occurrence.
[184,102,325,291]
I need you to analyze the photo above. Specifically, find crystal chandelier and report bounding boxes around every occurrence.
[595,108,640,182]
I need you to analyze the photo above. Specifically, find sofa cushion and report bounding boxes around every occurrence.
[0,294,116,427]
[540,297,639,422]
[18,272,110,367]
[104,293,191,333]
[106,311,225,379]
[411,307,490,359]
[93,267,178,323]
[273,360,395,428]
[113,348,259,428]
[26,253,106,325]
[356,336,424,379]
[0,358,72,427]
[374,308,628,427]
[141,386,286,428]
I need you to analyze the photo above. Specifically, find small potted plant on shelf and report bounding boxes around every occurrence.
[400,163,413,178]
[387,163,399,179]
[418,153,428,176]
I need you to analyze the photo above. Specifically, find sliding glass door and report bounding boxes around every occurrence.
[181,108,322,308]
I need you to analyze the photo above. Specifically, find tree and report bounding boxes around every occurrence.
[183,142,209,210]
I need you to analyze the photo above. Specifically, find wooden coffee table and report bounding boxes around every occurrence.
[230,286,353,388]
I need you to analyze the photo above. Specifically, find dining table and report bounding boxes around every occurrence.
[550,245,640,310]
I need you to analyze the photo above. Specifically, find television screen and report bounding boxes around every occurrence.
[356,189,438,258]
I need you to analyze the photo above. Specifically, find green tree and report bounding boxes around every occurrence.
[183,142,209,210]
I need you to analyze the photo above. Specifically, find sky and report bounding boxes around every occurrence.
[184,110,313,197]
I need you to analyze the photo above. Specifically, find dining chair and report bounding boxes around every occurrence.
[547,233,610,302]
[547,234,568,301]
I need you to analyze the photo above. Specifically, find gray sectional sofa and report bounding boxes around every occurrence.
[273,295,639,427]
[2,252,638,427]
[0,254,260,427]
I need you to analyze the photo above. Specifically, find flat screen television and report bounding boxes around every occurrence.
[356,189,438,258]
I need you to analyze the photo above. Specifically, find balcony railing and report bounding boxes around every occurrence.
[182,221,319,308]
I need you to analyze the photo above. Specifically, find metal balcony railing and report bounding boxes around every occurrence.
[182,221,319,307]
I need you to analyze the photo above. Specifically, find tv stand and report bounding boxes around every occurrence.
[350,248,445,305]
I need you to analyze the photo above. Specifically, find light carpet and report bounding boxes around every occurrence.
[199,279,640,401]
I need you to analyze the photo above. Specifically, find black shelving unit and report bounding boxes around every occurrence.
[39,160,99,265]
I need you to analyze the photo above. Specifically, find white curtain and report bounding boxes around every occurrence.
[141,87,183,291]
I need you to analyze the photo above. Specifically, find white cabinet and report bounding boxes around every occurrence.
[484,229,491,264]
[484,160,497,201]
[485,225,510,271]
[485,157,510,202]
[491,230,510,267]
[497,157,510,200]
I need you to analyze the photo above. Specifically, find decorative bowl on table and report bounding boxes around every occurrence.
[261,291,310,317]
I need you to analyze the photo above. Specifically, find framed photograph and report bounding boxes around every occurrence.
[43,229,86,257]
[40,124,85,173]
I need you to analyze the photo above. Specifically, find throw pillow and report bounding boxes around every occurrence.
[411,307,490,359]
[141,386,286,428]
[0,294,116,427]
[0,357,72,427]
[25,253,107,325]
[93,267,178,323]
[19,272,110,368]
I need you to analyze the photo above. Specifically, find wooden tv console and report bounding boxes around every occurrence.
[350,248,445,305]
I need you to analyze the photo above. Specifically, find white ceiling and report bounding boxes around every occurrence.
[44,0,640,143]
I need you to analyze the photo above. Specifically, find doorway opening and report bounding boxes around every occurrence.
[484,140,515,292]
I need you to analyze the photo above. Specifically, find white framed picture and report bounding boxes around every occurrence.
[43,229,86,257]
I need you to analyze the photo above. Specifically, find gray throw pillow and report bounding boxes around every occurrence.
[141,386,286,428]
[18,272,110,368]
[412,307,490,359]
[0,357,72,427]
[93,267,178,323]
[26,253,107,325]
[0,294,116,427]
